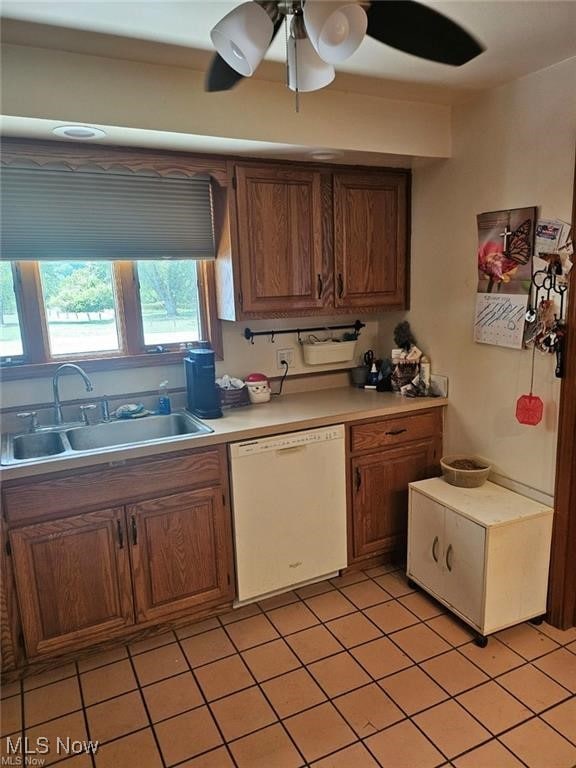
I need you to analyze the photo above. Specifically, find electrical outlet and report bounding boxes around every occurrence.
[277,348,294,369]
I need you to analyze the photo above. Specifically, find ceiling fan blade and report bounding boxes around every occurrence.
[205,16,284,92]
[366,0,484,66]
[205,54,245,92]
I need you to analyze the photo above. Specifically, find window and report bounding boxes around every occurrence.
[137,261,201,348]
[0,259,221,376]
[0,262,23,359]
[0,140,226,378]
[39,261,122,356]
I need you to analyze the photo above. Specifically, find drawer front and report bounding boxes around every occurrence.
[3,447,224,523]
[350,410,442,453]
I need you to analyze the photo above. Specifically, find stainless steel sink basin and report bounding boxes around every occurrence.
[12,431,67,460]
[1,411,213,464]
[65,413,211,451]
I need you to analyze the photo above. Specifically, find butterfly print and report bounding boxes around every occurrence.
[505,218,532,265]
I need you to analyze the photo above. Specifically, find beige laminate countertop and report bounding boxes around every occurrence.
[0,388,447,481]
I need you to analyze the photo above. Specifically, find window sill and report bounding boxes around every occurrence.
[0,351,196,382]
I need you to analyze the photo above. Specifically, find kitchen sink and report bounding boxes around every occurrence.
[12,431,67,460]
[1,411,213,465]
[65,413,212,451]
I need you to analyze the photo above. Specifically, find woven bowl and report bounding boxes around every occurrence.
[218,387,250,409]
[440,455,491,488]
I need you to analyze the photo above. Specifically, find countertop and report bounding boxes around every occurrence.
[1,388,448,481]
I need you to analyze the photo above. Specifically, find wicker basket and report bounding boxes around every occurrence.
[440,455,491,488]
[218,386,250,409]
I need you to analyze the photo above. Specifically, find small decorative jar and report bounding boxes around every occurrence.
[245,372,272,404]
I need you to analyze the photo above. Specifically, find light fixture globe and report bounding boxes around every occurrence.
[303,1,367,64]
[288,33,335,92]
[210,2,274,76]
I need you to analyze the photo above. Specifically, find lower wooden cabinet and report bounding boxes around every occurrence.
[9,508,134,658]
[348,409,443,565]
[129,488,232,623]
[3,446,234,663]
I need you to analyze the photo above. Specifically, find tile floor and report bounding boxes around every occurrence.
[2,564,576,768]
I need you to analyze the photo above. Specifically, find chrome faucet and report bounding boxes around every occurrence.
[52,364,94,425]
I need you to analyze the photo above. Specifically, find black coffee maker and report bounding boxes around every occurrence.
[184,344,222,419]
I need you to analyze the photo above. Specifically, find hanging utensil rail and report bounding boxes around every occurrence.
[243,319,365,345]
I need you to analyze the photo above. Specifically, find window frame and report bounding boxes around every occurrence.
[0,139,227,381]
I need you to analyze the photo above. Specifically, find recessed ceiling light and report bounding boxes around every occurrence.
[310,150,342,161]
[52,125,107,140]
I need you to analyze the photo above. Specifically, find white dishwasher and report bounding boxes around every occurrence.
[229,425,347,603]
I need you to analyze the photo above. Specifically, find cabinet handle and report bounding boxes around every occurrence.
[131,516,138,545]
[116,519,124,549]
[317,274,323,299]
[386,428,407,436]
[432,536,439,563]
[446,544,453,572]
[355,467,362,493]
[337,273,344,298]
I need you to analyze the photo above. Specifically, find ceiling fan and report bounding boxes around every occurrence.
[206,0,485,94]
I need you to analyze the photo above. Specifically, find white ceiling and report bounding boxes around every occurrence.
[2,0,576,98]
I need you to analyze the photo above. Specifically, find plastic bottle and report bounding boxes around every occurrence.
[158,380,171,415]
[420,356,431,395]
[365,362,379,390]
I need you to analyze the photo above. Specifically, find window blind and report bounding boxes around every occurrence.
[0,166,216,261]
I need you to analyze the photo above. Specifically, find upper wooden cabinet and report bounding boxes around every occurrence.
[216,161,410,319]
[234,164,329,314]
[334,172,409,310]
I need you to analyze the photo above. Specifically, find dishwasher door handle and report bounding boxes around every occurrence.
[275,445,307,455]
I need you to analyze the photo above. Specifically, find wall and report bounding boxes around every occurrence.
[380,57,576,501]
[1,44,451,159]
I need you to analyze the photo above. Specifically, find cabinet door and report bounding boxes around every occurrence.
[351,440,438,561]
[10,508,133,658]
[334,172,408,309]
[129,488,233,623]
[235,164,328,313]
[407,491,445,597]
[443,511,486,627]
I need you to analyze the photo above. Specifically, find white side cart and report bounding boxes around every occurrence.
[407,478,553,647]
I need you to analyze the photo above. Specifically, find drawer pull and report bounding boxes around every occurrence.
[446,544,454,572]
[355,467,362,492]
[432,536,439,562]
[386,428,407,436]
[131,516,138,546]
[116,519,124,549]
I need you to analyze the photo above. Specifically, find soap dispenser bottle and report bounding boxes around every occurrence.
[158,380,171,415]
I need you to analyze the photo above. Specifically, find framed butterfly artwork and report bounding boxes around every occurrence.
[474,206,537,349]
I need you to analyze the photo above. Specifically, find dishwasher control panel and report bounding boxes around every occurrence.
[232,425,344,457]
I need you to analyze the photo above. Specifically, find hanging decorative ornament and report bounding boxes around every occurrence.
[516,341,543,426]
[516,394,544,426]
